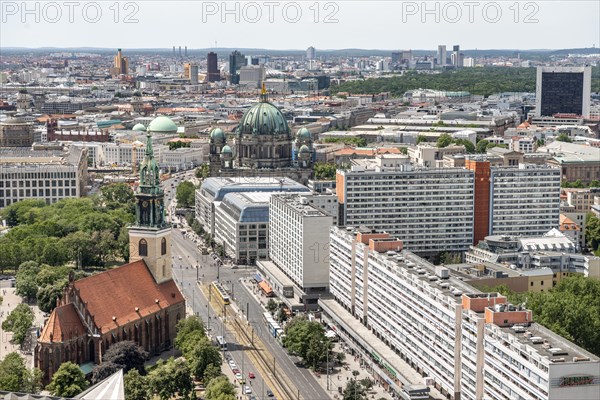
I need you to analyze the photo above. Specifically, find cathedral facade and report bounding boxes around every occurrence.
[35,120,185,384]
[209,87,315,182]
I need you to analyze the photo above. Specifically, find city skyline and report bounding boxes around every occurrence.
[1,1,598,49]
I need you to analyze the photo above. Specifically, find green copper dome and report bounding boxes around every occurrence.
[237,101,289,136]
[210,127,226,143]
[132,123,147,132]
[298,144,311,153]
[148,116,177,133]
[221,145,233,154]
[296,127,311,140]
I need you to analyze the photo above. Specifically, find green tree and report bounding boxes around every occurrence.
[0,352,42,393]
[36,280,68,314]
[176,181,196,208]
[555,133,573,143]
[124,369,152,400]
[15,261,41,300]
[102,341,148,374]
[188,337,222,379]
[91,362,120,384]
[453,138,476,153]
[5,208,18,227]
[283,317,330,369]
[99,183,135,211]
[440,252,462,264]
[2,304,34,347]
[476,139,490,153]
[436,133,453,148]
[343,378,367,400]
[175,316,206,352]
[266,299,278,314]
[586,214,600,255]
[313,162,337,180]
[416,135,428,145]
[203,363,223,383]
[149,357,193,400]
[589,180,600,188]
[46,361,88,397]
[204,376,236,400]
[195,164,210,180]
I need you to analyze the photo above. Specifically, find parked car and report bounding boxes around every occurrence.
[244,386,252,394]
[248,372,255,379]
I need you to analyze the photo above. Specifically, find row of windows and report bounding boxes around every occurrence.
[0,188,77,197]
[138,238,168,257]
[0,180,76,188]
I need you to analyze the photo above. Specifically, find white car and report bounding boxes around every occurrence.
[178,255,182,260]
[244,386,252,394]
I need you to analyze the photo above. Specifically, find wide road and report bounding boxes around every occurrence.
[164,172,331,400]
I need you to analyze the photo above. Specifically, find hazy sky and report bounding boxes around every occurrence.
[1,1,598,50]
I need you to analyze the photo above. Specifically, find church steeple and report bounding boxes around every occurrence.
[129,122,173,285]
[135,131,166,228]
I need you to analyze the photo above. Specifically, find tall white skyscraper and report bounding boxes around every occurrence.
[306,46,316,60]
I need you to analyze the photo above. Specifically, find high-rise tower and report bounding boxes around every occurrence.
[207,52,220,82]
[128,128,172,284]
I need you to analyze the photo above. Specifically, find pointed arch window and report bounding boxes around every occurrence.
[161,238,167,255]
[139,239,148,256]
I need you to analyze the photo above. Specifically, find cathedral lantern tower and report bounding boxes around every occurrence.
[129,124,172,284]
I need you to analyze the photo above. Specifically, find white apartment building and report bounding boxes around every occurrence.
[269,194,333,296]
[327,226,600,400]
[490,164,561,237]
[511,137,535,153]
[0,147,88,208]
[213,192,270,265]
[102,142,168,166]
[161,147,203,171]
[337,162,474,254]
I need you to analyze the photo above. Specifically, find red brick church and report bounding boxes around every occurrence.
[35,128,185,384]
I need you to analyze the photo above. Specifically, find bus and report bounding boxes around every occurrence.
[215,335,227,350]
[210,281,231,305]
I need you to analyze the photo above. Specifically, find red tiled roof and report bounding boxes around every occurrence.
[74,260,185,334]
[39,303,85,343]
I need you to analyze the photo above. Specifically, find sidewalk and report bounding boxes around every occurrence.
[0,285,47,368]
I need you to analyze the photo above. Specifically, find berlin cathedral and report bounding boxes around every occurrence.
[209,85,314,183]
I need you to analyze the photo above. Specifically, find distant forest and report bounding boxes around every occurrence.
[331,66,600,98]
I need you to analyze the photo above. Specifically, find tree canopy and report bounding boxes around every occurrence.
[148,357,193,400]
[586,214,600,256]
[0,352,42,393]
[124,369,151,400]
[0,184,135,271]
[176,181,196,208]
[283,316,331,369]
[46,361,88,397]
[103,341,148,374]
[331,67,600,98]
[2,303,34,347]
[313,162,337,180]
[204,375,236,400]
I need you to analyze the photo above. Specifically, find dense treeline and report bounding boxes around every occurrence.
[484,276,600,357]
[0,183,135,272]
[332,67,600,97]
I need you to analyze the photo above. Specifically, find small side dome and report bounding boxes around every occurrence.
[132,123,147,132]
[296,127,311,140]
[221,145,233,154]
[210,127,226,143]
[299,144,311,153]
[147,116,177,133]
